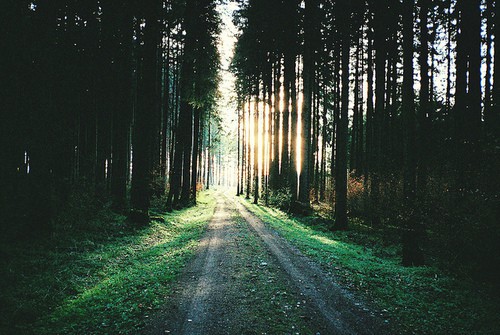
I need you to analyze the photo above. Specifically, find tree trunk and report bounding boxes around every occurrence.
[237,103,241,195]
[270,58,281,189]
[298,0,316,211]
[180,102,193,206]
[492,0,500,135]
[402,0,424,266]
[109,4,132,211]
[160,33,171,191]
[246,97,252,199]
[455,0,482,191]
[351,34,360,174]
[207,114,211,190]
[241,100,246,196]
[370,0,387,226]
[191,107,201,203]
[320,86,328,202]
[253,88,260,204]
[417,0,430,196]
[282,54,291,186]
[333,4,350,231]
[289,60,299,205]
[131,3,159,223]
[484,0,493,133]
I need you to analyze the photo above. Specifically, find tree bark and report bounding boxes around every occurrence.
[370,0,387,226]
[131,2,159,223]
[417,0,430,196]
[191,106,201,203]
[333,4,350,231]
[298,0,316,210]
[402,0,424,266]
[253,88,260,204]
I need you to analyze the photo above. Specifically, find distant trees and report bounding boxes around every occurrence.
[1,0,221,232]
[232,0,499,268]
[167,0,220,210]
[1,0,498,272]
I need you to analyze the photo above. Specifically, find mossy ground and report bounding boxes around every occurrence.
[0,191,216,335]
[238,196,500,335]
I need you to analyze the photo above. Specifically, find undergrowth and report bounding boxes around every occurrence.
[238,196,500,335]
[0,191,216,335]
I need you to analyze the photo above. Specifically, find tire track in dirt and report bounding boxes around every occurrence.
[179,196,230,334]
[144,194,331,334]
[228,194,389,335]
[144,192,390,334]
[145,196,237,334]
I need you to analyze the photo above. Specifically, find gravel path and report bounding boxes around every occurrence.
[143,192,389,335]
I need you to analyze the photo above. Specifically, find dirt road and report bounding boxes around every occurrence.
[144,192,388,335]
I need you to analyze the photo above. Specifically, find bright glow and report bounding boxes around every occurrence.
[24,151,30,174]
[278,83,285,171]
[318,134,323,167]
[297,91,303,175]
[217,2,309,192]
[217,1,239,187]
[312,235,338,246]
[105,159,109,179]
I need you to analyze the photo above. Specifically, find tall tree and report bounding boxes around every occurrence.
[454,0,482,190]
[492,0,500,135]
[417,0,430,195]
[486,3,500,134]
[401,0,424,266]
[285,1,301,206]
[369,0,388,226]
[298,0,317,211]
[130,1,161,223]
[108,2,133,211]
[253,88,260,204]
[333,0,351,231]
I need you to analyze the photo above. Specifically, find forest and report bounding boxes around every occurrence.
[0,0,499,334]
[1,0,223,228]
[231,0,499,269]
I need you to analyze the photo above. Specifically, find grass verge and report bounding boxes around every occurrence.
[237,196,500,335]
[0,191,215,335]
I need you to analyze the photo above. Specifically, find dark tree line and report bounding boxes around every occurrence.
[231,0,499,269]
[1,0,221,233]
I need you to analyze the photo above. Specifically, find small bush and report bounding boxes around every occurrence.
[150,193,168,213]
[347,174,365,216]
[269,187,291,210]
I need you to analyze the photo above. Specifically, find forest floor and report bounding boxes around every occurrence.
[143,192,389,335]
[2,190,498,334]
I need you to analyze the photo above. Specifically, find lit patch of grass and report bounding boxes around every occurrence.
[238,197,500,335]
[0,191,216,335]
[311,235,338,246]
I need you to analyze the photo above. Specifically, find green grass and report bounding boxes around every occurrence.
[238,197,500,335]
[0,191,216,335]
